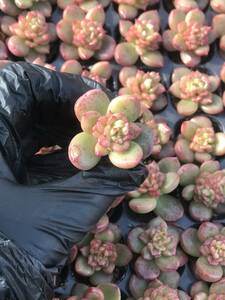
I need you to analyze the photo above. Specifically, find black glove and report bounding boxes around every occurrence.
[0,62,147,300]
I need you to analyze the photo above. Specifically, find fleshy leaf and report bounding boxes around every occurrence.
[129,196,157,214]
[154,195,184,222]
[68,133,100,170]
[135,256,160,280]
[75,256,95,276]
[180,228,201,257]
[129,275,148,299]
[115,244,133,267]
[195,257,223,282]
[127,227,145,253]
[75,89,110,121]
[107,95,141,122]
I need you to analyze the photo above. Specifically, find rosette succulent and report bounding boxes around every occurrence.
[128,277,190,300]
[179,160,225,221]
[191,279,225,299]
[61,60,112,86]
[119,67,167,112]
[113,0,159,20]
[211,0,225,13]
[69,89,154,170]
[175,116,225,163]
[181,222,225,282]
[5,11,57,61]
[128,217,187,281]
[172,0,209,12]
[0,0,53,17]
[128,158,183,218]
[75,223,132,285]
[115,10,163,67]
[53,283,121,300]
[163,8,215,67]
[57,0,111,11]
[170,67,223,116]
[56,4,115,61]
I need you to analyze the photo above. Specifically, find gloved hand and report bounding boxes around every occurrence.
[0,62,148,300]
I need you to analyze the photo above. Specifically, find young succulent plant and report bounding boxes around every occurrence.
[128,157,183,218]
[119,67,167,112]
[0,0,53,17]
[211,0,225,13]
[191,278,225,299]
[128,217,187,281]
[74,223,133,285]
[115,10,163,67]
[128,277,190,300]
[175,116,225,163]
[57,0,111,12]
[5,11,57,62]
[68,89,154,170]
[61,60,112,86]
[113,0,159,20]
[179,160,225,221]
[163,8,215,67]
[172,0,209,12]
[140,109,174,158]
[53,283,121,300]
[181,222,225,282]
[212,14,225,58]
[56,5,115,61]
[170,67,223,116]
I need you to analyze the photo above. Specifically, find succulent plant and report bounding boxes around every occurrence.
[163,8,215,67]
[172,0,209,12]
[113,0,159,20]
[0,0,53,17]
[75,223,132,285]
[170,67,223,116]
[119,67,167,112]
[128,158,183,218]
[181,222,225,282]
[57,0,111,12]
[191,278,225,299]
[56,4,115,61]
[128,217,187,281]
[5,11,57,61]
[61,60,112,86]
[175,116,225,163]
[211,0,225,13]
[179,160,225,221]
[115,10,163,67]
[69,89,154,170]
[128,277,190,300]
[212,14,225,58]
